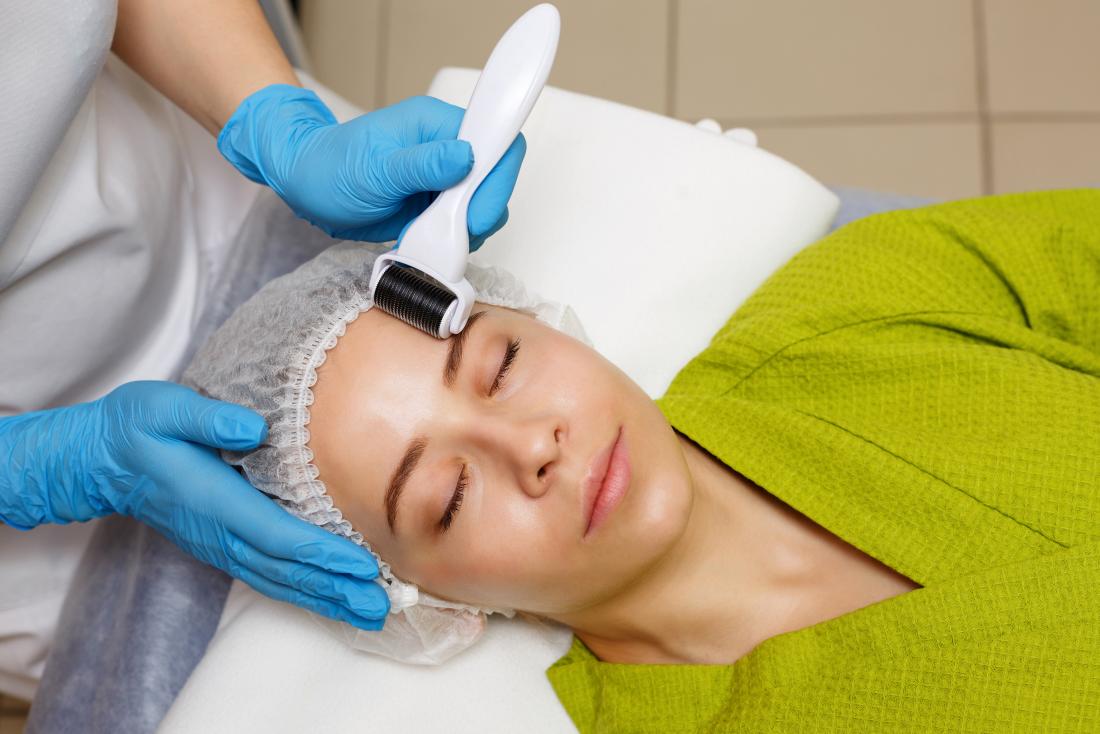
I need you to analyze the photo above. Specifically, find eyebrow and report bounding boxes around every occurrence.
[385,310,489,535]
[386,437,427,534]
[443,309,487,388]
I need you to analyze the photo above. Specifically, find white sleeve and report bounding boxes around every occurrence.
[0,0,117,243]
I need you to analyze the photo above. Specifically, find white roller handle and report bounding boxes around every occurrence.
[389,3,560,282]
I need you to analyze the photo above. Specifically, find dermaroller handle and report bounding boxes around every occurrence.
[390,4,560,283]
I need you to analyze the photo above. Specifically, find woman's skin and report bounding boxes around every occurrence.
[309,304,920,664]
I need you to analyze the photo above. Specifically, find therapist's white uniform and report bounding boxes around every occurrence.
[0,0,264,699]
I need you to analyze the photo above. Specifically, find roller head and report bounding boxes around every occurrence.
[372,264,458,339]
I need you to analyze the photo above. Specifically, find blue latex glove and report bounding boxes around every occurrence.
[0,381,389,630]
[218,85,526,249]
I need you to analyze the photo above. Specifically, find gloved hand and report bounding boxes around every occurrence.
[0,381,389,630]
[217,85,526,249]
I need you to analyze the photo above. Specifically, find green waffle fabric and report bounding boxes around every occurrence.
[546,189,1100,733]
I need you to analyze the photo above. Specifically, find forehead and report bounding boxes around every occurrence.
[307,308,451,530]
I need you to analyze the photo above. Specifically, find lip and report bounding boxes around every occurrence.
[582,427,631,538]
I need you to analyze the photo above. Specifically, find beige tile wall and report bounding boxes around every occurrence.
[299,0,1100,200]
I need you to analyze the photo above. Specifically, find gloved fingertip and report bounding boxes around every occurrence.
[330,581,390,623]
[213,406,268,449]
[435,139,474,180]
[468,208,509,248]
[442,138,473,168]
[359,592,391,624]
[295,537,380,581]
[370,583,392,617]
[329,576,388,614]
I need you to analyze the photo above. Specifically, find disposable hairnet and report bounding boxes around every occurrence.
[182,241,589,664]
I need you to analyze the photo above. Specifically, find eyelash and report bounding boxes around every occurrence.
[489,338,521,396]
[440,466,468,532]
[440,338,522,532]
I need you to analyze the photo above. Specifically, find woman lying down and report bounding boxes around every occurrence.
[184,189,1100,733]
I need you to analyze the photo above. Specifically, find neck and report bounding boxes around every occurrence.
[551,434,824,664]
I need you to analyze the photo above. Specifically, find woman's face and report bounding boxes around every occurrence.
[308,304,693,616]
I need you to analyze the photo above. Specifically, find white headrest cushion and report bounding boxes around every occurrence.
[431,68,839,397]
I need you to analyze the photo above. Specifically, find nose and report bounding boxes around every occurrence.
[485,413,564,498]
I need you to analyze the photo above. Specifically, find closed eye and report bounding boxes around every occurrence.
[440,465,468,532]
[489,338,520,396]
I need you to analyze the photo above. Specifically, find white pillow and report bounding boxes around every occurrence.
[162,73,838,733]
[444,67,839,397]
[161,584,576,733]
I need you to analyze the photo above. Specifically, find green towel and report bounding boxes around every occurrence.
[547,189,1100,733]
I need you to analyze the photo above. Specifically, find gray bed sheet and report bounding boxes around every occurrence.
[26,186,935,733]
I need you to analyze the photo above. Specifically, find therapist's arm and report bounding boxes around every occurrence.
[111,0,524,246]
[111,0,299,134]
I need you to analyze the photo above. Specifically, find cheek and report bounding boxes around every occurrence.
[533,338,619,421]
[419,505,563,604]
[400,484,581,612]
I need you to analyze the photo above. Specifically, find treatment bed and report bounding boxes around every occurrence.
[26,71,937,733]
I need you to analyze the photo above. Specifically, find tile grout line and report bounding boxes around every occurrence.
[665,0,679,117]
[979,111,1100,122]
[711,112,983,128]
[712,111,1100,129]
[374,0,390,109]
[973,0,994,195]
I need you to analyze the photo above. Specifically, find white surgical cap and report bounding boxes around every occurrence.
[183,241,588,664]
